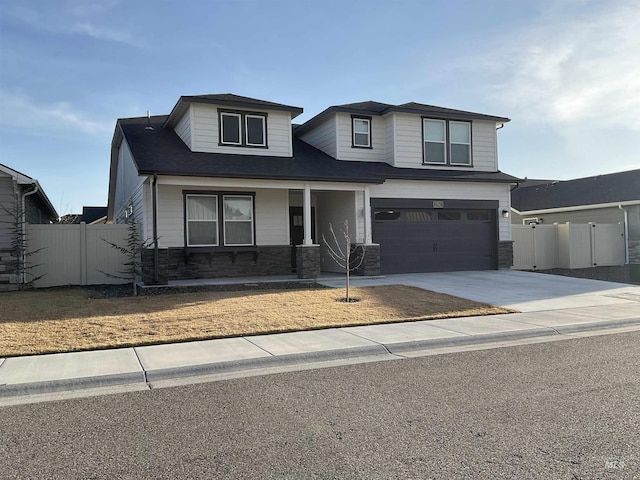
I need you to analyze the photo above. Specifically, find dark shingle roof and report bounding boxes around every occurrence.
[164,94,303,128]
[511,170,640,211]
[117,116,518,185]
[297,100,510,134]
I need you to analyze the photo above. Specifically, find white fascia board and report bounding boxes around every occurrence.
[511,200,640,215]
[0,163,33,184]
[156,175,369,191]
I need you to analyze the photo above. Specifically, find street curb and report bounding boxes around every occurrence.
[384,327,558,354]
[0,372,146,398]
[548,317,640,334]
[143,344,390,382]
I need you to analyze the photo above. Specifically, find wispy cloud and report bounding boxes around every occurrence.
[0,91,112,136]
[72,22,134,45]
[484,0,640,130]
[6,2,138,47]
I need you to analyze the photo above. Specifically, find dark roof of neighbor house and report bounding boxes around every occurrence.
[511,169,640,212]
[117,116,519,185]
[164,94,304,129]
[82,206,108,224]
[0,163,59,221]
[296,101,510,134]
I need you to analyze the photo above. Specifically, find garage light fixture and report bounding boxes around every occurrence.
[502,209,510,218]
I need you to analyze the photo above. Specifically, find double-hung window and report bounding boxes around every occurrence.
[186,195,219,246]
[186,193,255,247]
[352,116,371,148]
[219,110,267,148]
[223,195,254,246]
[423,119,471,166]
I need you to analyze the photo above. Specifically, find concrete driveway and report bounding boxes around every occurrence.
[319,270,640,313]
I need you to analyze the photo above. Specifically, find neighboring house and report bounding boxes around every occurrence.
[511,169,640,280]
[61,206,108,225]
[107,94,518,284]
[0,163,58,290]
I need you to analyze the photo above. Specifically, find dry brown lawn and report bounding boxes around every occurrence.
[0,285,514,357]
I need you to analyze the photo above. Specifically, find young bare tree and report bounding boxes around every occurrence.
[322,220,366,302]
[100,204,149,296]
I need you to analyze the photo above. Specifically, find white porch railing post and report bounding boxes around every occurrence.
[303,184,312,245]
[364,186,372,244]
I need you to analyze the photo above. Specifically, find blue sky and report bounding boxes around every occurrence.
[1,0,639,216]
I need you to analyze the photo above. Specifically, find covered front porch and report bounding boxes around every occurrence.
[142,176,380,284]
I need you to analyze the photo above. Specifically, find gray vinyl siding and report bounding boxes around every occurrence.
[336,113,387,162]
[191,104,293,157]
[370,179,512,241]
[0,175,16,247]
[114,139,145,221]
[316,190,357,273]
[174,106,192,149]
[299,114,337,157]
[24,195,52,224]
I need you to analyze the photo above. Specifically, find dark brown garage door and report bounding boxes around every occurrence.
[373,208,497,274]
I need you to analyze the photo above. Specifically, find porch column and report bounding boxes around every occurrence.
[364,186,372,244]
[303,183,312,245]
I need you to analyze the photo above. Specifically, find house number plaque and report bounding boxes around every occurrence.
[433,201,444,209]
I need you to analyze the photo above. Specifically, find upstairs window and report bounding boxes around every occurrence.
[450,121,471,165]
[219,110,267,148]
[220,113,242,145]
[352,116,372,148]
[423,119,472,166]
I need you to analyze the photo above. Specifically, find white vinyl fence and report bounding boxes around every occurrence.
[26,223,130,288]
[513,223,626,270]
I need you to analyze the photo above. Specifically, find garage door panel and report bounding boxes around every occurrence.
[373,207,497,274]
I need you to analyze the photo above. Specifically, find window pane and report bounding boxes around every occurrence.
[354,132,369,146]
[438,211,461,221]
[224,197,252,220]
[225,222,252,245]
[374,210,401,221]
[222,114,240,144]
[424,142,446,163]
[187,196,217,220]
[188,221,217,245]
[405,210,432,222]
[450,122,470,143]
[451,144,471,164]
[423,120,445,142]
[354,119,369,134]
[467,211,490,221]
[246,116,265,145]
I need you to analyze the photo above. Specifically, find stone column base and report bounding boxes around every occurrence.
[353,244,380,276]
[498,241,514,269]
[296,244,321,279]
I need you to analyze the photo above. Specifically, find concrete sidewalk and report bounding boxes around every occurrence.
[1,272,639,400]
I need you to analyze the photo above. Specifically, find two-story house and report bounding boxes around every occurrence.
[106,94,518,284]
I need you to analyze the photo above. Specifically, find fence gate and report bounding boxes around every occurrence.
[513,223,625,270]
[26,223,130,288]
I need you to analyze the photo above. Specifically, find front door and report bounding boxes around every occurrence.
[289,207,315,270]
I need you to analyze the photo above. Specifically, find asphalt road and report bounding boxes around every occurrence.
[1,332,639,479]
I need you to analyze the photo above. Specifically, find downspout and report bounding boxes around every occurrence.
[618,204,629,264]
[152,174,159,283]
[20,182,40,285]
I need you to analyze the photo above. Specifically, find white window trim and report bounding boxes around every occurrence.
[186,194,219,247]
[222,195,254,246]
[220,112,242,146]
[245,114,267,147]
[423,119,447,165]
[449,121,472,166]
[352,117,371,148]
